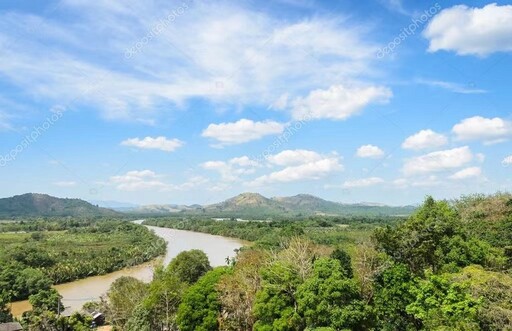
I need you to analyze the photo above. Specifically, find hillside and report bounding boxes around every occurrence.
[0,193,120,218]
[128,193,416,218]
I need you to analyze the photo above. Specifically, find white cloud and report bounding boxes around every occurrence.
[110,170,169,191]
[393,175,443,188]
[121,136,184,152]
[449,167,482,180]
[401,129,448,150]
[53,181,77,187]
[356,144,385,158]
[201,156,260,182]
[249,154,342,186]
[266,149,323,166]
[291,84,392,120]
[343,177,384,188]
[424,3,512,56]
[415,79,486,94]
[502,155,512,167]
[452,116,512,144]
[403,146,473,176]
[0,2,381,121]
[202,119,285,146]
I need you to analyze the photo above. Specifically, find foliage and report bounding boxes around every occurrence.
[406,272,481,330]
[29,288,63,314]
[0,219,165,301]
[296,257,369,330]
[105,276,148,329]
[167,249,212,284]
[374,196,506,274]
[177,267,229,331]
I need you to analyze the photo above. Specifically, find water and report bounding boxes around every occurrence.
[10,223,244,316]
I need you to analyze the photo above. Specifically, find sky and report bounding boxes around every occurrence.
[0,0,511,206]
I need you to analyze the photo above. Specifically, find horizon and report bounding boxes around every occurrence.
[1,1,511,205]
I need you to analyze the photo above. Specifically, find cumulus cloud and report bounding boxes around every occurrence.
[291,84,392,120]
[449,166,482,180]
[403,146,473,176]
[401,129,448,150]
[424,3,512,56]
[502,155,512,167]
[248,151,342,186]
[356,144,385,158]
[202,119,285,146]
[343,177,384,188]
[121,136,184,152]
[201,156,260,182]
[266,149,323,166]
[110,170,169,191]
[452,116,512,144]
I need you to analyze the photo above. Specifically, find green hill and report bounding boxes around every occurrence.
[0,193,120,218]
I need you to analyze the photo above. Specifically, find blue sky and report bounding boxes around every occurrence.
[0,0,511,205]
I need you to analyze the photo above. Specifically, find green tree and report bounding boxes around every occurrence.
[296,258,368,330]
[177,267,229,331]
[106,276,148,329]
[29,288,63,313]
[406,273,481,330]
[330,247,353,278]
[253,261,304,331]
[0,291,12,323]
[373,263,420,331]
[167,249,212,284]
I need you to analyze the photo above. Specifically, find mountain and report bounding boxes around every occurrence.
[203,192,287,216]
[130,204,202,214]
[0,193,120,218]
[128,193,415,218]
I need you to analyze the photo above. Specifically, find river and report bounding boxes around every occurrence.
[10,222,245,316]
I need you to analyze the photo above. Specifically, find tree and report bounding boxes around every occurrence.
[29,288,62,314]
[167,250,212,284]
[0,291,12,323]
[218,249,265,331]
[177,267,229,331]
[374,196,505,274]
[142,265,187,330]
[106,276,148,329]
[406,272,481,330]
[373,263,420,331]
[330,247,353,278]
[296,258,368,330]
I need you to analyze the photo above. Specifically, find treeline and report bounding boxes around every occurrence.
[95,194,512,330]
[143,216,393,248]
[0,219,165,305]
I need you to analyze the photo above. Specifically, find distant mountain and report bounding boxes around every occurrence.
[131,204,202,214]
[127,193,415,218]
[0,193,120,218]
[88,200,140,211]
[204,192,288,216]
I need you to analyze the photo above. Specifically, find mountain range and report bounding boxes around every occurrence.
[0,193,415,218]
[127,193,416,217]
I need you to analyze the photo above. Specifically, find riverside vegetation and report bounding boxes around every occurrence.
[90,193,510,331]
[1,193,512,330]
[0,219,165,329]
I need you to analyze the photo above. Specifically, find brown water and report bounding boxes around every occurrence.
[10,222,245,316]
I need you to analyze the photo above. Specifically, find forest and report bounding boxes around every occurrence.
[0,218,165,329]
[1,193,511,330]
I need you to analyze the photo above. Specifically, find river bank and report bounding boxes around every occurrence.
[10,224,245,316]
